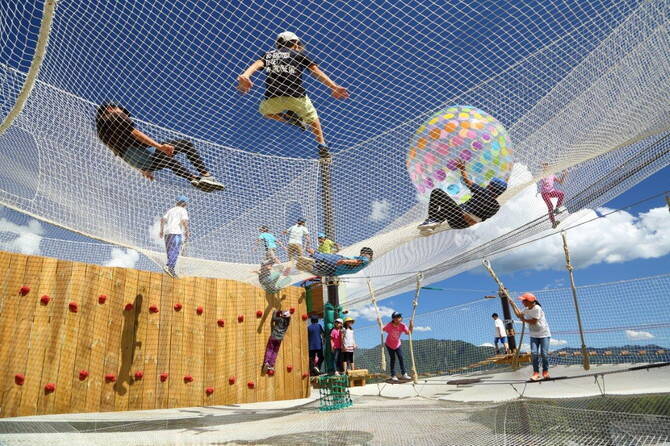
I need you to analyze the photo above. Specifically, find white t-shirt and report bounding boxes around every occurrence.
[523,305,551,338]
[342,328,356,352]
[494,318,506,337]
[287,224,309,245]
[163,206,189,235]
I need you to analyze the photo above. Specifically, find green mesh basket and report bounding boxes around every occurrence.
[318,375,352,411]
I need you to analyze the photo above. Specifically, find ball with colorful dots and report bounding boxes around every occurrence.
[407,105,513,202]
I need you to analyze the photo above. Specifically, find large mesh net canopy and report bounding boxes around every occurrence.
[0,0,669,301]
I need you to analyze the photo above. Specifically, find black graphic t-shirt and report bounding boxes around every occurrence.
[261,49,316,98]
[96,112,140,157]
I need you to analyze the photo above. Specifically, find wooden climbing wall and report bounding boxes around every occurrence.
[0,250,309,418]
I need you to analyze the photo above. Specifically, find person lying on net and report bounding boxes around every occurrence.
[95,103,224,192]
[296,247,373,277]
[418,159,507,230]
[237,31,348,156]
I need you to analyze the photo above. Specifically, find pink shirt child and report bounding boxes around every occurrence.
[539,175,559,194]
[383,322,410,350]
[330,327,342,349]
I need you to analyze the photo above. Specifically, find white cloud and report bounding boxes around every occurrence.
[104,248,140,268]
[413,326,432,332]
[479,165,670,274]
[0,218,43,255]
[625,330,654,341]
[369,199,391,223]
[550,338,568,346]
[479,342,494,347]
[348,304,395,322]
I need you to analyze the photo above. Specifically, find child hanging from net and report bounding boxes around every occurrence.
[296,247,373,277]
[263,310,292,374]
[237,31,349,155]
[538,162,567,228]
[255,260,292,294]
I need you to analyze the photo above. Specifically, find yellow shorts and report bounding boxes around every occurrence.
[259,96,319,124]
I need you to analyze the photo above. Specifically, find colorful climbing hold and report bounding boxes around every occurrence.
[78,370,89,381]
[217,319,225,327]
[205,387,214,395]
[301,314,308,321]
[301,372,309,379]
[228,376,236,385]
[44,383,55,393]
[174,303,183,311]
[68,302,78,313]
[267,369,275,376]
[149,305,159,313]
[196,306,204,315]
[256,310,263,318]
[183,375,193,383]
[134,371,144,380]
[105,373,116,382]
[238,315,244,323]
[98,294,107,304]
[19,286,30,296]
[286,365,293,372]
[40,295,50,305]
[289,307,295,314]
[124,303,133,311]
[14,374,25,385]
[247,381,255,389]
[160,372,169,382]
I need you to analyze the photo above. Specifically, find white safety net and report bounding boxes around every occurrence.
[0,0,669,302]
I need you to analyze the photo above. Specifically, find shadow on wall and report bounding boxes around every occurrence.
[115,292,143,396]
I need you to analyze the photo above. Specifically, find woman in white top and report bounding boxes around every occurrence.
[341,317,357,372]
[509,292,552,381]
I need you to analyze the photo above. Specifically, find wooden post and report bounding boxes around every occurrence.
[408,273,422,383]
[561,232,590,370]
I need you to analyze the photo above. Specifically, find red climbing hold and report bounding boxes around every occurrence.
[217,319,225,327]
[69,302,78,313]
[205,387,214,395]
[301,314,308,321]
[196,306,204,315]
[267,369,275,376]
[301,372,309,379]
[105,373,116,383]
[40,295,50,305]
[14,374,25,385]
[124,303,133,311]
[98,294,107,304]
[44,383,56,393]
[228,376,236,385]
[19,286,30,296]
[149,305,159,313]
[256,310,263,318]
[134,371,144,380]
[237,314,244,323]
[287,365,293,372]
[79,370,89,381]
[247,381,255,389]
[160,372,169,382]
[289,307,295,314]
[183,375,193,383]
[174,303,183,311]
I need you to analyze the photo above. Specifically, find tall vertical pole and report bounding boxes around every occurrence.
[561,231,590,370]
[319,146,341,373]
[498,288,517,353]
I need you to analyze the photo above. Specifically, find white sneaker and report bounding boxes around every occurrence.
[334,371,341,376]
[401,373,411,380]
[197,175,225,192]
[390,376,399,382]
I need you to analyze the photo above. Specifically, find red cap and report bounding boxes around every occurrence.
[518,292,537,302]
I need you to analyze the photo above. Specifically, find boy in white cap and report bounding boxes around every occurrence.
[159,195,190,277]
[237,31,349,154]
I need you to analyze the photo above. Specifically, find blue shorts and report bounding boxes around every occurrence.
[494,336,508,344]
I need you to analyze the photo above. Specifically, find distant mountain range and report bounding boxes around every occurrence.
[353,339,669,376]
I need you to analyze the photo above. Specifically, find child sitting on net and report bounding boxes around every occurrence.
[296,247,373,277]
[418,159,507,230]
[262,310,291,374]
